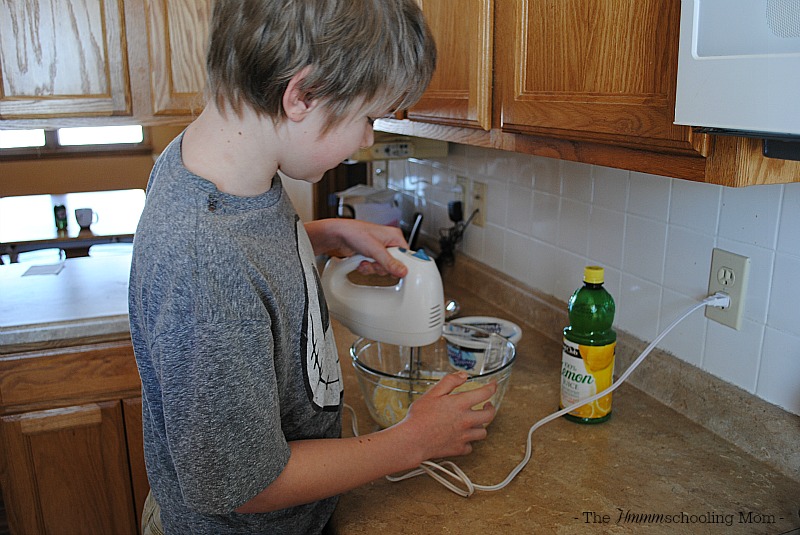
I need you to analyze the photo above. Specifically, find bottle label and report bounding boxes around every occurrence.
[560,338,615,419]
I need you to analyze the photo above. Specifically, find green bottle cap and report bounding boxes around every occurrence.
[584,266,604,284]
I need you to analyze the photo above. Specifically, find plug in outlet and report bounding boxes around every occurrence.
[471,181,486,227]
[706,248,750,330]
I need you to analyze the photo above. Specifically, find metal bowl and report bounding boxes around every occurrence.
[350,324,516,428]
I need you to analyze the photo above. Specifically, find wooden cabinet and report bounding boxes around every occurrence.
[124,397,150,524]
[0,0,211,126]
[408,0,493,130]
[143,0,212,116]
[0,0,131,120]
[1,402,138,534]
[376,0,800,187]
[496,0,695,156]
[0,338,147,535]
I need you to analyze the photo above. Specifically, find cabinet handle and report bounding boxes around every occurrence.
[18,404,103,434]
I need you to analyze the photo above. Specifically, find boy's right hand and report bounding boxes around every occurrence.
[396,372,498,463]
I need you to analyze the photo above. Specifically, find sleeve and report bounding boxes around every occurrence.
[152,317,291,514]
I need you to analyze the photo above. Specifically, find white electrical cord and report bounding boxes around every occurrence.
[344,292,732,497]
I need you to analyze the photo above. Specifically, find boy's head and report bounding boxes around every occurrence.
[206,0,437,130]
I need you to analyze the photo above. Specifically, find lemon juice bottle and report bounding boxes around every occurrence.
[560,266,616,423]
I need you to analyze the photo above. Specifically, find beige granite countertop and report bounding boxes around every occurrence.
[330,264,799,535]
[0,254,131,348]
[4,253,797,533]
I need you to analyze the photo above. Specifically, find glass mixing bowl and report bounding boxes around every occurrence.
[350,323,516,428]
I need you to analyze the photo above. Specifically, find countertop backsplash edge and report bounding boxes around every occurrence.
[443,253,800,482]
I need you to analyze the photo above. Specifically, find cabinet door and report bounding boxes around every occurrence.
[0,402,137,535]
[496,0,699,155]
[124,396,150,532]
[407,0,493,130]
[0,0,130,119]
[145,0,212,115]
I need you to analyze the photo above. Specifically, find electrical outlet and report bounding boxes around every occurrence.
[705,248,750,330]
[471,181,487,227]
[370,142,413,159]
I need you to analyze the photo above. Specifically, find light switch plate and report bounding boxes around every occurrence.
[705,248,750,330]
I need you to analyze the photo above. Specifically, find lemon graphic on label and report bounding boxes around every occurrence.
[581,344,614,372]
[579,343,615,418]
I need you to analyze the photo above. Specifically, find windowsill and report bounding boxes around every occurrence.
[0,145,154,161]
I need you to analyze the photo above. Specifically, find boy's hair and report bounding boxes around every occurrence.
[206,0,437,130]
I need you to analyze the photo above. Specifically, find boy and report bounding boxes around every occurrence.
[128,0,498,533]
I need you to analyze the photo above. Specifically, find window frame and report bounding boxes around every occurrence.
[0,127,152,160]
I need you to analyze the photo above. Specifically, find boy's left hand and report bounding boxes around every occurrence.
[306,218,409,278]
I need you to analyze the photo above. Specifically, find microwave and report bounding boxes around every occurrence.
[674,0,800,158]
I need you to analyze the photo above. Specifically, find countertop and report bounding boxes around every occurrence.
[3,254,797,533]
[0,254,131,348]
[330,280,799,534]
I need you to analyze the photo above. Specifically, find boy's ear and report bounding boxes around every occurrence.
[283,66,319,122]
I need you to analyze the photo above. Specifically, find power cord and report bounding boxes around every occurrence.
[436,201,479,268]
[344,292,731,497]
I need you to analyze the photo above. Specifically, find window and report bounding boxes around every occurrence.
[57,125,144,146]
[0,129,46,149]
[0,125,150,159]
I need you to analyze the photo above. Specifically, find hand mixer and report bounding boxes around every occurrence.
[321,247,444,348]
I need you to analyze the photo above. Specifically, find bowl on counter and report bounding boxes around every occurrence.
[350,324,516,428]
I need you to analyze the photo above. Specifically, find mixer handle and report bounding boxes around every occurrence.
[323,247,410,287]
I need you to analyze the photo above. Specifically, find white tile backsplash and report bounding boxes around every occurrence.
[556,198,590,255]
[758,328,800,411]
[532,157,562,195]
[776,184,800,255]
[507,184,534,234]
[531,191,560,244]
[704,318,764,393]
[658,289,707,367]
[559,160,593,202]
[592,165,629,212]
[622,214,667,283]
[628,171,671,221]
[663,226,715,297]
[387,146,800,416]
[669,178,721,234]
[718,184,782,248]
[587,206,625,269]
[767,252,800,338]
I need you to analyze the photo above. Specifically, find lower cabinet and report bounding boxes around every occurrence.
[124,396,150,525]
[0,338,147,535]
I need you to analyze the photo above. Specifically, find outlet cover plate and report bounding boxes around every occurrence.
[471,181,486,227]
[705,248,750,330]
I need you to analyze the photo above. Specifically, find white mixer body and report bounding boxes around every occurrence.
[321,247,444,346]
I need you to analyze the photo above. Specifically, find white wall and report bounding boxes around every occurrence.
[382,143,800,416]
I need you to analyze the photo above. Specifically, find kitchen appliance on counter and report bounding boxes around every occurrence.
[322,246,444,347]
[321,246,516,429]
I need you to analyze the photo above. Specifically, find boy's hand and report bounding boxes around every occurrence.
[397,372,498,462]
[306,218,409,278]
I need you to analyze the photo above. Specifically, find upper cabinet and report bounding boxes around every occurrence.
[2,0,797,186]
[0,0,131,119]
[379,0,800,187]
[497,0,695,156]
[144,0,211,116]
[0,0,211,126]
[408,0,493,130]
